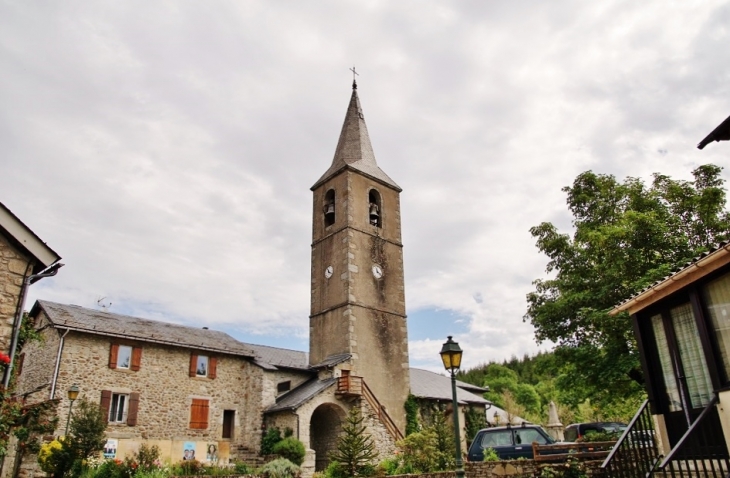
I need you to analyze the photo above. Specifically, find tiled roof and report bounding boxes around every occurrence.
[265,377,337,413]
[409,368,489,405]
[612,239,730,314]
[34,301,255,358]
[311,85,401,191]
[243,343,310,371]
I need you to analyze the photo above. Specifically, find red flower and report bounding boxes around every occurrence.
[0,353,11,365]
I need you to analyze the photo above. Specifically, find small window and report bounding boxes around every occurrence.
[189,354,217,378]
[368,189,381,227]
[117,346,132,369]
[197,356,209,376]
[109,344,142,371]
[324,189,336,227]
[109,393,129,423]
[277,381,291,394]
[100,390,139,426]
[190,398,210,429]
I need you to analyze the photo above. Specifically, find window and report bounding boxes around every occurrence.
[324,189,335,227]
[670,303,713,408]
[651,313,682,412]
[100,390,139,425]
[190,398,209,429]
[189,354,217,378]
[117,346,132,369]
[514,428,548,445]
[109,393,129,423]
[368,189,381,227]
[704,271,730,381]
[222,410,235,439]
[277,381,291,394]
[109,344,142,371]
[480,430,512,447]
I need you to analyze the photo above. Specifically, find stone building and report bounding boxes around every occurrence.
[0,201,61,385]
[10,82,491,476]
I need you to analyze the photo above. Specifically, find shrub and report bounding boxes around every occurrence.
[259,457,301,478]
[176,458,204,476]
[135,443,161,472]
[323,460,345,478]
[94,459,124,478]
[395,429,438,473]
[376,458,399,476]
[232,460,252,474]
[262,427,283,455]
[272,437,306,466]
[482,447,500,462]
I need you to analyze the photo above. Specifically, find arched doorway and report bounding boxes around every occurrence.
[310,403,347,471]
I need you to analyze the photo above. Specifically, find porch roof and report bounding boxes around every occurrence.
[611,240,730,316]
[265,377,337,412]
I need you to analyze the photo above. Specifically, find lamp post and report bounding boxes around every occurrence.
[65,384,79,436]
[440,336,465,478]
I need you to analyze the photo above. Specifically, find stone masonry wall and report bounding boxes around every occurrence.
[19,318,268,464]
[0,232,34,354]
[15,313,62,401]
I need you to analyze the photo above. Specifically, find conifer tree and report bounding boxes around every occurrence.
[330,406,378,477]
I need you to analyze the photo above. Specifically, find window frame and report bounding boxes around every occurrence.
[109,393,129,423]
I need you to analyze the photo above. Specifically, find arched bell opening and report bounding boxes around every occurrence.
[368,189,381,228]
[324,189,336,227]
[310,402,347,471]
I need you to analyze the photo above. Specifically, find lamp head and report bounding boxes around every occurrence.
[439,336,463,372]
[67,384,80,401]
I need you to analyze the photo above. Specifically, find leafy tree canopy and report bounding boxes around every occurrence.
[525,164,730,406]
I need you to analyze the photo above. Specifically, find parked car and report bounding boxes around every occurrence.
[467,423,557,461]
[563,422,627,442]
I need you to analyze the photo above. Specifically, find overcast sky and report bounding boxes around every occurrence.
[2,0,729,373]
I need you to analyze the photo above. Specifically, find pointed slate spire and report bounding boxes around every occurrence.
[312,83,401,191]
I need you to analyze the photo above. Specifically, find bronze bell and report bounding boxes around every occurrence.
[324,202,335,217]
[369,203,379,224]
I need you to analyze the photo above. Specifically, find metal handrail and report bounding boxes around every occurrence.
[601,398,660,478]
[658,394,718,468]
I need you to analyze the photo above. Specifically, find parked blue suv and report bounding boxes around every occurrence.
[467,424,556,461]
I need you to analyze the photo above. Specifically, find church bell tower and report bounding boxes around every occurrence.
[309,81,410,432]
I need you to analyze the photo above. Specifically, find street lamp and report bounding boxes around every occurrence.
[65,384,79,436]
[440,336,465,478]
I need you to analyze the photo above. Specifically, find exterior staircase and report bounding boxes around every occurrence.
[335,375,404,441]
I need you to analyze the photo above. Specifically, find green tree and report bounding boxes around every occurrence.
[329,407,378,477]
[66,398,106,459]
[525,164,730,407]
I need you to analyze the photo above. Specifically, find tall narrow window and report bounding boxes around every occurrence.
[671,303,713,408]
[368,189,381,227]
[651,314,682,412]
[324,189,335,227]
[222,410,235,439]
[704,271,730,382]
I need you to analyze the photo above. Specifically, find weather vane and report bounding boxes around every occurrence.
[350,65,359,89]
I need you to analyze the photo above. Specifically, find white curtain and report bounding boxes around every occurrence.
[670,303,713,408]
[704,271,730,382]
[651,314,682,412]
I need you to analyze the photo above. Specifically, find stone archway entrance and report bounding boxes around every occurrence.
[310,402,347,471]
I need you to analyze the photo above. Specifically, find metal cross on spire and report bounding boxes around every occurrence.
[350,65,359,89]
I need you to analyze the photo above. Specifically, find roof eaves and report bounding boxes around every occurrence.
[0,202,61,271]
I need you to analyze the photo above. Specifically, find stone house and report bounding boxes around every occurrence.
[0,201,61,386]
[611,240,730,459]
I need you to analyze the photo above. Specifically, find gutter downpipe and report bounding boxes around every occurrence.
[50,328,70,400]
[2,262,64,388]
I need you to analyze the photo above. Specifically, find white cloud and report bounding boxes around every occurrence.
[2,0,730,365]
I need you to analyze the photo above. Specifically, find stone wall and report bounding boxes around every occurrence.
[17,314,268,464]
[384,459,605,478]
[0,232,33,354]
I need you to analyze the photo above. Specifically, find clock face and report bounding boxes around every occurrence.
[325,265,334,279]
[372,264,383,279]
